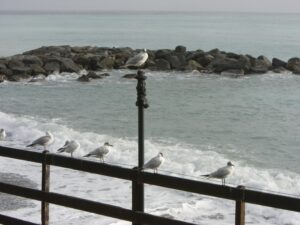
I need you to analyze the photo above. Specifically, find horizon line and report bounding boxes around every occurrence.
[0,9,300,15]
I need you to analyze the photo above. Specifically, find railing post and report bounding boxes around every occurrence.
[41,150,50,225]
[235,185,245,225]
[132,70,149,225]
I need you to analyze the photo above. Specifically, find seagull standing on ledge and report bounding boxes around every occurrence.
[26,131,54,150]
[124,49,148,68]
[84,142,113,162]
[57,140,80,157]
[142,152,165,173]
[202,161,235,185]
[0,128,6,141]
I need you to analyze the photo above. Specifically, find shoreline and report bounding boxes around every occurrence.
[0,45,300,82]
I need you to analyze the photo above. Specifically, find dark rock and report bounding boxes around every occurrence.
[22,55,43,66]
[174,45,186,54]
[30,64,46,75]
[208,56,248,73]
[287,57,300,74]
[99,57,115,69]
[77,75,91,82]
[226,52,240,59]
[0,63,6,70]
[185,60,203,71]
[0,68,13,76]
[250,56,272,74]
[167,55,184,70]
[11,66,32,75]
[7,74,32,82]
[123,73,137,79]
[272,67,289,74]
[100,73,110,77]
[272,58,287,68]
[86,71,97,78]
[155,49,172,59]
[60,58,81,73]
[8,59,24,69]
[153,59,171,70]
[24,45,72,57]
[0,58,9,65]
[44,61,60,73]
[207,48,221,57]
[195,54,214,67]
[257,55,272,68]
[73,54,104,70]
[186,50,205,61]
[86,71,109,79]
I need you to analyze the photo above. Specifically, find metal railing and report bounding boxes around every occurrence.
[0,70,299,225]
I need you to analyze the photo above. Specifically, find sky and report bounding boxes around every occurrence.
[0,0,300,13]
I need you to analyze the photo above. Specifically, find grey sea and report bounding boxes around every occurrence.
[0,11,300,225]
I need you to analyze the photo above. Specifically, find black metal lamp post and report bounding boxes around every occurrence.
[132,70,148,225]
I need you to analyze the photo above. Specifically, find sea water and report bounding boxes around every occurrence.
[0,11,300,225]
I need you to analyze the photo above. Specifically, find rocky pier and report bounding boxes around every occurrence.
[0,45,300,82]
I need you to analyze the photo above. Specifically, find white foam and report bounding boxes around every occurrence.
[0,111,299,225]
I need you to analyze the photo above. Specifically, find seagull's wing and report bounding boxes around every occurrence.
[143,156,161,169]
[210,166,231,179]
[32,135,50,145]
[68,141,80,152]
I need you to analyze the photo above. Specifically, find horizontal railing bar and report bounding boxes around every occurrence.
[0,182,196,225]
[244,189,300,212]
[138,172,300,212]
[0,214,39,225]
[1,146,300,212]
[45,153,134,181]
[0,146,42,163]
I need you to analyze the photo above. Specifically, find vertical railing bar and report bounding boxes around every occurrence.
[235,185,245,225]
[41,150,50,225]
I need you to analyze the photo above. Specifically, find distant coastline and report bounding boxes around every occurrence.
[0,45,299,82]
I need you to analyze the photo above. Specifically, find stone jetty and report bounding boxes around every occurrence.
[0,45,300,82]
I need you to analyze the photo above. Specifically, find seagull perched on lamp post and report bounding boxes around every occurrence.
[57,140,80,157]
[202,161,235,185]
[123,49,148,69]
[26,131,54,150]
[83,142,113,163]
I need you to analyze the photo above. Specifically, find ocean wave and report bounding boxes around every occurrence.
[0,111,299,225]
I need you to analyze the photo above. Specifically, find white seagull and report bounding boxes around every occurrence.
[57,140,80,157]
[124,49,148,68]
[202,161,235,185]
[26,131,54,150]
[84,142,113,162]
[0,128,6,141]
[142,152,165,173]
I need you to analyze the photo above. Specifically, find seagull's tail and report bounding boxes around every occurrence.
[83,153,91,157]
[57,147,65,153]
[201,174,210,177]
[26,144,34,147]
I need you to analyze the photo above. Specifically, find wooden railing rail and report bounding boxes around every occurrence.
[0,145,300,225]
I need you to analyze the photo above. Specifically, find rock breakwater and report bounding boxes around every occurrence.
[0,45,300,82]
